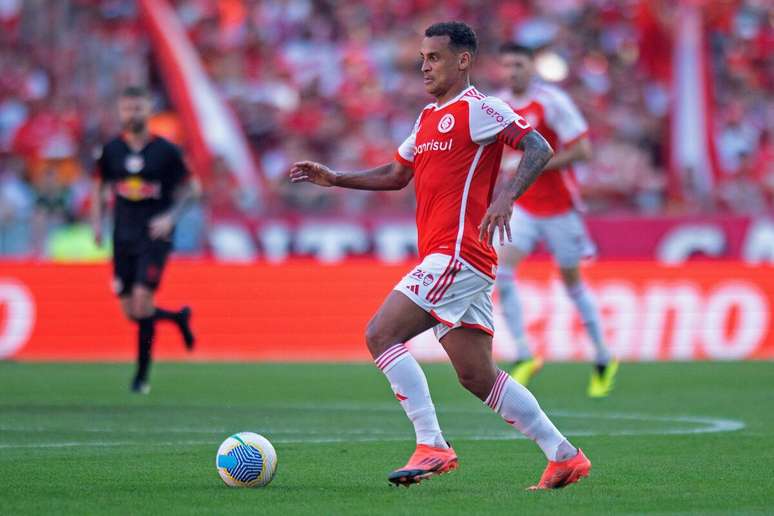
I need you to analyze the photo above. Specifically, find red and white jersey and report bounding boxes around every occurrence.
[395,86,532,278]
[499,82,589,216]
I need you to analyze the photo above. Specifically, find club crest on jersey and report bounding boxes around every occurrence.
[423,274,434,286]
[437,114,455,133]
[125,154,145,174]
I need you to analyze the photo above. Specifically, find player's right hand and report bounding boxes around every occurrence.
[289,161,337,187]
[478,193,513,248]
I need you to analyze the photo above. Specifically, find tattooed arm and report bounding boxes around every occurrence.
[501,131,554,201]
[478,129,554,246]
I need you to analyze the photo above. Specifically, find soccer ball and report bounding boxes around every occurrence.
[216,432,278,487]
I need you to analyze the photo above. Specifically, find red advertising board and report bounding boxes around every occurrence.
[222,214,774,263]
[0,261,772,361]
[585,215,774,261]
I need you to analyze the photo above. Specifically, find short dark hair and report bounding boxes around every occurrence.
[498,42,535,59]
[120,85,150,98]
[425,21,478,55]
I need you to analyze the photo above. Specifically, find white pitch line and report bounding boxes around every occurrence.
[549,411,746,435]
[0,426,380,435]
[0,409,745,449]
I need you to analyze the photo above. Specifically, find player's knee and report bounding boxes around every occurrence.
[456,368,494,401]
[364,319,394,357]
[131,305,151,320]
[131,290,154,318]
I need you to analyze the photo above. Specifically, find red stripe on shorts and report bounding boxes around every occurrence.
[426,258,455,302]
[430,261,462,303]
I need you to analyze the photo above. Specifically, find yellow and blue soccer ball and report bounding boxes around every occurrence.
[216,432,278,487]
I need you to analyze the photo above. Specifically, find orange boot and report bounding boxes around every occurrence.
[388,444,458,487]
[529,448,591,490]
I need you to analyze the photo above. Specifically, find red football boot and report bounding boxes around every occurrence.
[388,444,458,487]
[529,448,591,490]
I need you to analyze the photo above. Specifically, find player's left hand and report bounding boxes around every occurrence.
[478,194,512,247]
[149,213,174,240]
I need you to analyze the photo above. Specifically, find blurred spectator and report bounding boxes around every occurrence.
[717,151,768,214]
[206,154,259,219]
[581,137,665,214]
[757,130,774,204]
[717,101,761,175]
[31,167,70,255]
[0,154,34,255]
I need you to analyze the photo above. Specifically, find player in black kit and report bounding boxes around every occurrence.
[91,86,200,394]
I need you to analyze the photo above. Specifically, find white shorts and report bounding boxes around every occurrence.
[395,253,494,340]
[501,206,596,268]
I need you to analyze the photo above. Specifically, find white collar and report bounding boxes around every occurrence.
[433,85,475,110]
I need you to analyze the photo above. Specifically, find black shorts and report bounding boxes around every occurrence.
[112,239,172,297]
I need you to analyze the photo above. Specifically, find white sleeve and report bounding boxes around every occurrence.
[468,96,531,144]
[543,88,588,144]
[396,113,423,165]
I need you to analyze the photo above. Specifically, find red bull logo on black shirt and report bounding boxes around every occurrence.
[115,177,162,201]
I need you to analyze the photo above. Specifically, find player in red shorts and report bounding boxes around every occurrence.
[495,43,617,396]
[290,22,590,489]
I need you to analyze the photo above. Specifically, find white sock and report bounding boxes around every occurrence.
[496,268,533,360]
[566,282,611,365]
[375,343,447,448]
[485,370,573,461]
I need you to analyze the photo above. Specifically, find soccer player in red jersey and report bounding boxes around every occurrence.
[290,22,590,489]
[495,43,617,396]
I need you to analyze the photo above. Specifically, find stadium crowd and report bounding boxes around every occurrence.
[0,0,771,257]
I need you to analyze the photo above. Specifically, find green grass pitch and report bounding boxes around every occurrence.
[1,361,773,515]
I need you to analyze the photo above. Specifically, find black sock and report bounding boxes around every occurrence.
[154,306,180,322]
[135,317,156,382]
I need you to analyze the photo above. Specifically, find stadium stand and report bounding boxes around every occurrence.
[0,0,771,258]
